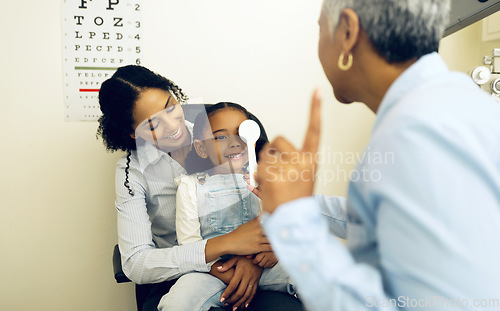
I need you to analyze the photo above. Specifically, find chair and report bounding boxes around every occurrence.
[112,104,302,310]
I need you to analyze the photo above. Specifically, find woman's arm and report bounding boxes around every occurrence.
[116,156,210,284]
[175,175,271,261]
[117,154,270,285]
[204,217,272,262]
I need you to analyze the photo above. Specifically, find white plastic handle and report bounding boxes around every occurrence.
[239,120,260,187]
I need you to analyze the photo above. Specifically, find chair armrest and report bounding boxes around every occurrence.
[113,244,132,283]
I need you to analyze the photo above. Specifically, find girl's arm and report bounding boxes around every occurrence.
[250,251,278,268]
[175,175,203,245]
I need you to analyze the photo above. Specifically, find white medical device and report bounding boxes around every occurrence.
[239,119,260,187]
[471,48,500,102]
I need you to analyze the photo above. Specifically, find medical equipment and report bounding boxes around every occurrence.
[239,119,260,187]
[470,48,500,102]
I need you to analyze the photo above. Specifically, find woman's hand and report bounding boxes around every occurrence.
[209,260,235,285]
[205,217,271,262]
[217,256,263,310]
[256,89,322,214]
[228,217,272,255]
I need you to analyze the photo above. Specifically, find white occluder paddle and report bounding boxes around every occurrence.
[239,120,260,188]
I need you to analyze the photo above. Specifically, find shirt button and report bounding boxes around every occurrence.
[280,229,290,240]
[301,264,310,272]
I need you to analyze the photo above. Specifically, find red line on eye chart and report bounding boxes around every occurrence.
[79,89,100,92]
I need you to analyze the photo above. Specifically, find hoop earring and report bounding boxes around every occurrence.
[338,51,353,71]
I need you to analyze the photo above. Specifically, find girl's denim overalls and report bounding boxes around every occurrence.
[159,173,295,311]
[196,173,261,240]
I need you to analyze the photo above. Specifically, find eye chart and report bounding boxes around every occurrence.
[62,0,142,121]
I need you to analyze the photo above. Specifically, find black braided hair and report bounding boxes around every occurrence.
[96,65,188,196]
[124,151,134,196]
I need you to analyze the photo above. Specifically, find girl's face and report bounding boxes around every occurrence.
[195,108,249,174]
[131,88,189,152]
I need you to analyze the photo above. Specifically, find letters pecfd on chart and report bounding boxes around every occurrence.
[61,0,143,121]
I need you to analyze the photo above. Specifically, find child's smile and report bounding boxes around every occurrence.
[197,107,250,174]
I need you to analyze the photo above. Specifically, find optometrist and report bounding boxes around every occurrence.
[254,0,500,310]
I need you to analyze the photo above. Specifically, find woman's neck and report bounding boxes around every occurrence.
[361,57,417,113]
[168,144,191,168]
[352,36,417,113]
[167,129,192,168]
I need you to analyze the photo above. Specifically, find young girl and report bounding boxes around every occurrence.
[158,103,296,311]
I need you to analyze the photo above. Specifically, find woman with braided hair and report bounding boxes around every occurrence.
[97,65,304,311]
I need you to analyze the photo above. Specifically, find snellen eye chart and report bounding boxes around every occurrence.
[61,0,143,121]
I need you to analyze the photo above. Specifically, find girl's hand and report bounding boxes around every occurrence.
[251,251,278,268]
[217,256,263,310]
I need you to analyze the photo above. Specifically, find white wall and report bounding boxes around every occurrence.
[1,1,134,310]
[140,0,375,197]
[1,1,496,310]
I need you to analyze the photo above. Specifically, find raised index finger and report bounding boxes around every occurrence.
[302,89,322,154]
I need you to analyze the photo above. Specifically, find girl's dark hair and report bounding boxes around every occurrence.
[184,102,269,175]
[96,65,188,195]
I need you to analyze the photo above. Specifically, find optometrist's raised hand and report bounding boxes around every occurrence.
[256,89,322,214]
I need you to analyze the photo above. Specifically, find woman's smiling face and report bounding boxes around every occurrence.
[131,88,189,151]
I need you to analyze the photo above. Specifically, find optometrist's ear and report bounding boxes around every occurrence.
[338,8,360,53]
[194,140,208,158]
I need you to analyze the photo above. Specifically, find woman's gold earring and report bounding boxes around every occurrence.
[338,51,353,71]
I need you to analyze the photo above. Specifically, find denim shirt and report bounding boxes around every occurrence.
[196,173,261,240]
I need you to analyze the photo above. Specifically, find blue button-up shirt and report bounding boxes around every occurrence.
[263,53,500,310]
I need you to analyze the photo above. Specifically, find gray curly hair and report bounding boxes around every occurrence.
[321,0,450,63]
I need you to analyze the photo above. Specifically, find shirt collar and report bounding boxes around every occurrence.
[374,52,449,129]
[136,121,194,173]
